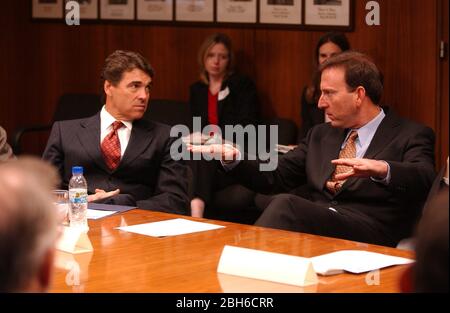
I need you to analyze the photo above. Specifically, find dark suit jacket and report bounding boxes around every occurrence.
[43,113,189,215]
[189,73,260,132]
[231,109,436,243]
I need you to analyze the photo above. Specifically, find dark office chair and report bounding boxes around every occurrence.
[265,117,298,146]
[12,93,102,155]
[144,99,192,129]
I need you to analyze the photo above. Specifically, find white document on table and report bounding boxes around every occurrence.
[87,209,117,220]
[115,218,225,237]
[311,250,414,275]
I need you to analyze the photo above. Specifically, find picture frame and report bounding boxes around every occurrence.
[137,0,173,21]
[100,0,135,20]
[175,0,214,22]
[32,0,64,19]
[259,0,302,25]
[64,0,98,20]
[32,0,354,31]
[216,0,257,24]
[304,0,351,27]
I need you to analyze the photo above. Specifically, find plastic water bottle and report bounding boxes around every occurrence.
[68,166,89,232]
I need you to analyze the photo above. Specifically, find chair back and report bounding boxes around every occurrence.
[263,117,298,146]
[144,99,192,129]
[53,93,102,122]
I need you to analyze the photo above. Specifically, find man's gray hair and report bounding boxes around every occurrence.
[0,157,60,292]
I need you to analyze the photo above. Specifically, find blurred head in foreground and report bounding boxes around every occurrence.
[0,157,59,292]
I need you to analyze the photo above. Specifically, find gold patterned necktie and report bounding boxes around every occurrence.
[326,130,358,194]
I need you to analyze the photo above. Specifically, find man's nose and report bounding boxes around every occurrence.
[318,94,326,108]
[138,87,149,99]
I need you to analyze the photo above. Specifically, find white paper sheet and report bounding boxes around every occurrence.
[87,209,117,220]
[311,250,414,275]
[115,218,225,237]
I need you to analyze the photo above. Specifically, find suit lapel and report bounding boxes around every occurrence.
[118,119,154,170]
[363,110,401,159]
[77,113,109,173]
[337,109,400,194]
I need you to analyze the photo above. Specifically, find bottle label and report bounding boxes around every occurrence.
[69,188,87,204]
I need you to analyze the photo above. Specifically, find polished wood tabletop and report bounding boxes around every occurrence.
[51,209,413,293]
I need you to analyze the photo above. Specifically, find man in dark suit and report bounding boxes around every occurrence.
[189,51,436,246]
[43,50,189,215]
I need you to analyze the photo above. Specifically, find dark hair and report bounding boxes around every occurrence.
[306,32,350,103]
[318,51,383,105]
[101,50,154,103]
[197,33,234,84]
[315,32,350,65]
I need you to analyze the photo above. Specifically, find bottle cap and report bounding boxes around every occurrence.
[72,166,83,175]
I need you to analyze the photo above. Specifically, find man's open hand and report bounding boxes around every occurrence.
[187,143,239,162]
[87,188,120,202]
[332,158,388,180]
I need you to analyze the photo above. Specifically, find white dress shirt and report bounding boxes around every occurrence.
[100,106,133,157]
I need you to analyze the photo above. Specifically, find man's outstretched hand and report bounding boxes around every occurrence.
[187,143,239,163]
[87,188,120,202]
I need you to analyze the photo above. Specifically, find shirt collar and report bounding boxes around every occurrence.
[100,106,133,132]
[356,108,385,146]
[344,107,385,147]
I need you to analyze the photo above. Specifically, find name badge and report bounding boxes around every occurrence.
[218,87,230,101]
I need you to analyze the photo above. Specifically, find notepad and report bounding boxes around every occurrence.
[310,250,414,275]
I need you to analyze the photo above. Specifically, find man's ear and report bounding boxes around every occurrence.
[104,80,113,97]
[355,86,366,106]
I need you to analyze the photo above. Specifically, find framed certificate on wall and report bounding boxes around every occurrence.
[137,0,173,21]
[259,0,302,25]
[32,0,64,19]
[64,0,98,20]
[304,0,351,27]
[100,0,135,20]
[175,0,214,22]
[217,0,257,24]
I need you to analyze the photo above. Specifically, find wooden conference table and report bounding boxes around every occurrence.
[51,209,413,293]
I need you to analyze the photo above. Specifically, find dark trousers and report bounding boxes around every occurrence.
[187,159,256,219]
[255,193,395,246]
